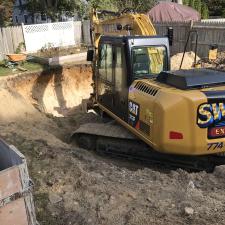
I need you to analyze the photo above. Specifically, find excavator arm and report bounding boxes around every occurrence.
[91,9,156,48]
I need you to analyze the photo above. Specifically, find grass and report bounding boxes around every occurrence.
[0,61,45,77]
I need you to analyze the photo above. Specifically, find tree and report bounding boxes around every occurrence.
[201,2,209,18]
[183,0,209,19]
[183,0,189,5]
[223,8,225,17]
[0,0,14,26]
[80,0,118,19]
[112,0,156,13]
[204,0,225,17]
[189,0,195,9]
[194,0,202,13]
[24,0,80,22]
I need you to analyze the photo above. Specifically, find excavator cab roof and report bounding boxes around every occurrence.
[99,35,169,47]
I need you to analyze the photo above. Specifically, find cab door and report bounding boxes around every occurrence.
[97,43,128,122]
[97,43,114,111]
[111,45,128,121]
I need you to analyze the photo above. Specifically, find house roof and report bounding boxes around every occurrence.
[147,2,201,22]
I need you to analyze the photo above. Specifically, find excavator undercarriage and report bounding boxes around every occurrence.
[71,120,225,173]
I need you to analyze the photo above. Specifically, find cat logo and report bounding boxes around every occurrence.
[129,101,139,116]
[128,100,140,128]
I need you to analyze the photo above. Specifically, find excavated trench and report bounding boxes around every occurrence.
[10,65,93,117]
[1,64,225,225]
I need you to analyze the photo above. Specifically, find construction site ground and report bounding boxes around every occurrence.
[0,53,225,225]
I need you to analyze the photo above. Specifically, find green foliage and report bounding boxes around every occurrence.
[15,42,25,54]
[20,0,225,21]
[201,2,209,18]
[223,8,225,17]
[204,0,225,17]
[112,0,156,12]
[183,0,189,5]
[183,0,209,19]
[25,0,156,21]
[25,0,81,21]
[189,0,195,9]
[194,0,202,13]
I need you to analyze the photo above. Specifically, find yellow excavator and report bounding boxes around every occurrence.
[73,9,225,171]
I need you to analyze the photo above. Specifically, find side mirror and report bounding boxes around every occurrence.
[87,49,94,61]
[167,27,173,46]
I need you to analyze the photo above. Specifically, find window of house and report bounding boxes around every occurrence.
[24,15,28,24]
[15,16,18,24]
[19,0,22,6]
[99,44,113,83]
[41,14,47,21]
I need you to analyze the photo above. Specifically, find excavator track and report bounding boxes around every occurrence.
[71,122,225,173]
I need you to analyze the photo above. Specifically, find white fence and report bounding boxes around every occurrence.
[201,19,225,23]
[0,21,87,60]
[22,21,77,52]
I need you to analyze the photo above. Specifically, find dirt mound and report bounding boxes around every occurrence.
[0,66,225,225]
[171,51,200,70]
[200,51,225,71]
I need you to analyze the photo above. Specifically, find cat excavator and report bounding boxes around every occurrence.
[72,9,225,171]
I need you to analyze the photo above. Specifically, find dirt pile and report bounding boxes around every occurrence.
[1,66,225,225]
[171,51,200,70]
[200,51,225,71]
[171,51,225,71]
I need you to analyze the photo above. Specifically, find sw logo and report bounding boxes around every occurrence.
[197,102,225,128]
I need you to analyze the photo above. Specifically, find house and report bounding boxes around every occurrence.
[13,0,49,24]
[13,0,78,25]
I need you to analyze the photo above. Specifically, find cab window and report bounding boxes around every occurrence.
[115,46,126,91]
[98,44,113,82]
[132,46,167,79]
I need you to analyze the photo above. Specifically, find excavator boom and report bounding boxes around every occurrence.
[91,9,156,49]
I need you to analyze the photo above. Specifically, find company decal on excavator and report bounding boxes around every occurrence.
[128,100,140,129]
[197,102,225,138]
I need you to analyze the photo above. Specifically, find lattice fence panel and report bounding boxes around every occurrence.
[22,21,77,52]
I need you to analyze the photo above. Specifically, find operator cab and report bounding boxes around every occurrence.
[95,35,170,121]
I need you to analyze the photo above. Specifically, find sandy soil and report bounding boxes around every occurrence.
[171,51,200,70]
[200,51,225,71]
[171,51,225,71]
[1,65,225,225]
